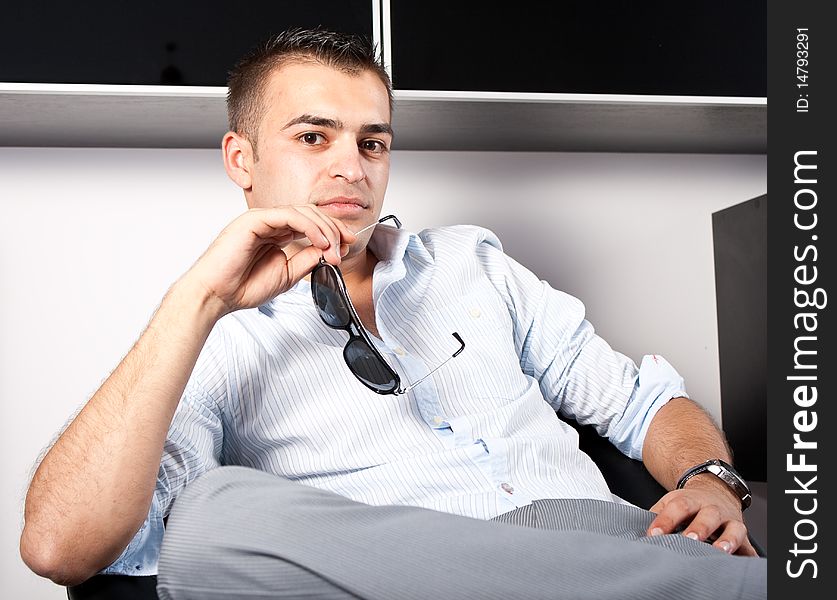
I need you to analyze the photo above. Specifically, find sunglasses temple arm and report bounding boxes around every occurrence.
[354,215,402,236]
[396,332,465,395]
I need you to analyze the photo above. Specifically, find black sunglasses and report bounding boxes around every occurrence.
[311,215,465,395]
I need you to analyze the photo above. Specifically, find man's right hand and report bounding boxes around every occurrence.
[184,205,357,317]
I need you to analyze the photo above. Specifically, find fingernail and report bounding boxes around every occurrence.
[340,244,349,257]
[321,234,330,246]
[649,527,663,537]
[686,532,699,541]
[719,541,731,553]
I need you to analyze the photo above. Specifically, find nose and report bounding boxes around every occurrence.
[328,139,366,184]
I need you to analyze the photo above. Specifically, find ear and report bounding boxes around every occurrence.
[222,131,254,190]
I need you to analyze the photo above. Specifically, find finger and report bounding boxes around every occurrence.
[298,206,358,249]
[680,504,724,543]
[264,231,306,247]
[247,208,332,251]
[648,498,665,515]
[244,245,290,292]
[734,539,759,557]
[285,244,330,284]
[647,494,697,536]
[332,217,358,244]
[297,205,343,245]
[294,206,345,263]
[712,521,754,555]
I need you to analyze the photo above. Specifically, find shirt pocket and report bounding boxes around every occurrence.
[411,285,530,415]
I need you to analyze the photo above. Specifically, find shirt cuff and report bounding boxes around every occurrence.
[607,354,688,460]
[99,493,163,576]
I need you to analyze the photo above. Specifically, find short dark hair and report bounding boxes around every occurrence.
[226,27,393,155]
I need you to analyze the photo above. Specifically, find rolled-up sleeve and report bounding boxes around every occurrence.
[605,354,688,459]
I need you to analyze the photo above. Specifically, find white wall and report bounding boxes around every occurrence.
[0,148,765,597]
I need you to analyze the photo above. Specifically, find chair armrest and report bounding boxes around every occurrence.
[565,418,666,509]
[66,574,158,600]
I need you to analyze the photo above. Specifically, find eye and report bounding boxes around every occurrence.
[298,132,326,146]
[360,139,388,154]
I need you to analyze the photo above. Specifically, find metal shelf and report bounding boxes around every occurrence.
[0,83,765,152]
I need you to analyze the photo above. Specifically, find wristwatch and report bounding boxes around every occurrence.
[676,459,752,510]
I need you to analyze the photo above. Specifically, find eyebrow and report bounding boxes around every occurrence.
[282,114,393,137]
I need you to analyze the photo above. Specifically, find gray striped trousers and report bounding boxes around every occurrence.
[156,466,766,600]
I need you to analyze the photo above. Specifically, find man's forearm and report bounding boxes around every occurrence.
[20,277,225,585]
[641,397,733,491]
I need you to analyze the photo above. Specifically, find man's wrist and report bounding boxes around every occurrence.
[676,459,752,510]
[167,276,229,326]
[680,473,742,508]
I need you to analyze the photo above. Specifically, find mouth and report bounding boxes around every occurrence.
[317,196,367,209]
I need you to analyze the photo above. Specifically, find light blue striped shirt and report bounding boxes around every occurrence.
[103,224,687,576]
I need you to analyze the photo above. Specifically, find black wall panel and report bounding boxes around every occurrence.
[391,1,766,96]
[1,1,372,86]
[712,195,767,481]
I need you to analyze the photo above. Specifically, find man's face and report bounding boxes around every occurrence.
[242,61,392,233]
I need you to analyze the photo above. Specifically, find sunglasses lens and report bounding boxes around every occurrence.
[312,265,352,328]
[312,262,400,394]
[345,339,398,393]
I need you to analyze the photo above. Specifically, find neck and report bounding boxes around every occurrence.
[340,247,378,289]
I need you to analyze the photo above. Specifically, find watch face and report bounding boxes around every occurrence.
[709,463,752,508]
[717,470,737,487]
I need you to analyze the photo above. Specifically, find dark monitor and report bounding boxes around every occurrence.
[712,195,767,482]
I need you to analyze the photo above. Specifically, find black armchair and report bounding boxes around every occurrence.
[67,574,158,600]
[67,419,765,599]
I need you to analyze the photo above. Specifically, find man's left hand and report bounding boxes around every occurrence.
[646,476,757,556]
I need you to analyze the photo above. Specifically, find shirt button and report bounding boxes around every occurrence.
[394,346,406,356]
[469,307,481,319]
[432,416,444,425]
[500,483,514,495]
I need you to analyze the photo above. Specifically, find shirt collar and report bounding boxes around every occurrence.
[367,221,415,264]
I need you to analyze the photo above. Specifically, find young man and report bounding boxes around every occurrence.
[21,28,765,599]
